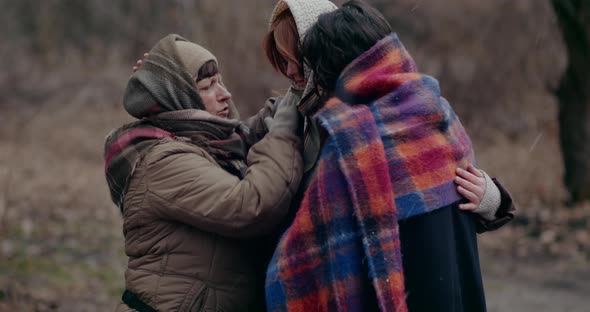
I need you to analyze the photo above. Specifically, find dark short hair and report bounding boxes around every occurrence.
[302,0,392,91]
[196,60,218,82]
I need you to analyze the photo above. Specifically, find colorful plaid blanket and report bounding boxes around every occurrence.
[265,33,474,311]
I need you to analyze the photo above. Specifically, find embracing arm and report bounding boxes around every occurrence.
[241,88,303,147]
[241,97,278,146]
[474,176,515,233]
[144,133,303,238]
[455,165,516,233]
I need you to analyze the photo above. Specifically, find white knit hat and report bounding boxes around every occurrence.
[269,0,337,95]
[270,0,337,41]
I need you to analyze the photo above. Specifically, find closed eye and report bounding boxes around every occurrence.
[197,79,213,91]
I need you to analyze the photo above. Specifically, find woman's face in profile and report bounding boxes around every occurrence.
[195,74,232,118]
[276,44,305,89]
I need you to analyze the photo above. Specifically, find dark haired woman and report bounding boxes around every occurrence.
[265,1,514,311]
[263,0,513,232]
[106,34,303,311]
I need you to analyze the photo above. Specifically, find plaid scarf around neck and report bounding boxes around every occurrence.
[104,110,247,212]
[265,33,474,311]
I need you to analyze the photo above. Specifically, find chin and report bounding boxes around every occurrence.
[293,82,306,90]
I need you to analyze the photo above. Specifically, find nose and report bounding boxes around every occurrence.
[286,60,300,81]
[217,85,231,102]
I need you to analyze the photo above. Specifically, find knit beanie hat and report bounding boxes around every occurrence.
[270,0,337,40]
[269,0,337,98]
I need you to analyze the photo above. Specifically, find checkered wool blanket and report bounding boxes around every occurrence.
[266,33,474,311]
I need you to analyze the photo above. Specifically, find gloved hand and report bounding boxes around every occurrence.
[264,87,303,135]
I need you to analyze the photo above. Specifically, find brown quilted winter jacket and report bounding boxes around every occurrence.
[115,129,302,312]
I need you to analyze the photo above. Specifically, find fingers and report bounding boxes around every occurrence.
[458,202,478,211]
[132,59,143,73]
[456,165,487,211]
[131,53,149,73]
[457,185,479,207]
[467,164,483,177]
[456,166,482,186]
[455,171,484,205]
[454,175,478,193]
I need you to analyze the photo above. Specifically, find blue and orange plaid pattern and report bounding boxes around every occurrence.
[266,33,474,311]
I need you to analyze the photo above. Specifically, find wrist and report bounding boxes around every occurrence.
[473,170,502,220]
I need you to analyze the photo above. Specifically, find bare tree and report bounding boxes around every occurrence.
[551,0,590,203]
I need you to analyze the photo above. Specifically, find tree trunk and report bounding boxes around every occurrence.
[551,0,590,203]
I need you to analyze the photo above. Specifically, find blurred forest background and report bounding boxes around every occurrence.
[1,0,589,311]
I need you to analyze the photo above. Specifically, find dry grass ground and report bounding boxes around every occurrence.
[0,69,130,311]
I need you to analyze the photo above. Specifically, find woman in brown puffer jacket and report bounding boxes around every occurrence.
[104,34,303,312]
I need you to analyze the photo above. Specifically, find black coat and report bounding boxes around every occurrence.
[400,203,486,312]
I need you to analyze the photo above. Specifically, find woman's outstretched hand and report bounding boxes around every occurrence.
[132,53,149,72]
[264,88,303,135]
[455,165,486,211]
